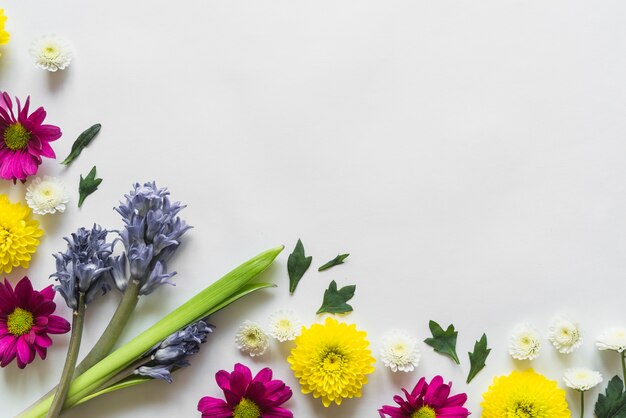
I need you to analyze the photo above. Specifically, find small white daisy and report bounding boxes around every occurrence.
[548,316,583,354]
[235,320,269,357]
[563,367,603,391]
[30,35,73,72]
[25,176,70,215]
[380,330,421,372]
[509,324,542,360]
[596,328,626,353]
[267,310,302,342]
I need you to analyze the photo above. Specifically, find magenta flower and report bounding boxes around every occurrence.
[0,277,70,368]
[0,92,61,181]
[197,363,293,418]
[379,375,470,418]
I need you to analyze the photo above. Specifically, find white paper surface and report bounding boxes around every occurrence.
[1,1,625,416]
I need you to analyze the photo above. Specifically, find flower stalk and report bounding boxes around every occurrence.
[622,351,626,384]
[75,279,141,376]
[46,292,86,418]
[579,391,584,418]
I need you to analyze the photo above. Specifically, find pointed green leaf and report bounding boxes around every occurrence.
[424,320,460,365]
[61,123,102,165]
[288,239,312,293]
[318,253,349,271]
[74,376,150,406]
[595,376,626,418]
[316,280,356,314]
[78,166,102,207]
[467,333,491,383]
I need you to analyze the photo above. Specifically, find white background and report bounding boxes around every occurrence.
[1,1,626,416]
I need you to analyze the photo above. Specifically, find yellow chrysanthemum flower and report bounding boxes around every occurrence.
[481,369,571,418]
[288,317,375,407]
[0,9,10,54]
[0,195,43,273]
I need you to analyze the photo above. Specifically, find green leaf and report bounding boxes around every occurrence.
[424,320,460,365]
[61,123,102,165]
[318,253,350,271]
[316,280,356,314]
[595,376,626,418]
[74,376,150,406]
[78,166,103,207]
[466,333,491,383]
[288,239,312,293]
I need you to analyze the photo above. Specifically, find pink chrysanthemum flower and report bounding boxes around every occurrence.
[0,92,61,181]
[379,375,470,418]
[0,277,70,368]
[198,363,293,418]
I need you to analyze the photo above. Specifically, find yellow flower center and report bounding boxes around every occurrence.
[321,350,345,373]
[4,123,31,150]
[393,342,407,353]
[244,329,262,346]
[277,319,291,329]
[7,307,34,336]
[233,398,261,418]
[513,400,539,418]
[412,406,436,418]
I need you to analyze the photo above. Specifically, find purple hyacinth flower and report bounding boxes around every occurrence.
[108,182,191,295]
[134,320,213,383]
[51,225,112,309]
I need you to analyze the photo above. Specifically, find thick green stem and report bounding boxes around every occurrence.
[622,351,626,384]
[75,280,141,376]
[47,293,86,418]
[580,391,584,418]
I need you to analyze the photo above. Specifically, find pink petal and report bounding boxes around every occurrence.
[39,285,55,301]
[46,315,70,334]
[197,397,232,418]
[14,278,34,309]
[16,336,34,367]
[263,406,294,418]
[35,334,52,348]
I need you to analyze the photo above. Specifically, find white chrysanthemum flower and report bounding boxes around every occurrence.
[548,316,583,354]
[25,176,70,215]
[563,367,603,391]
[509,324,542,360]
[267,310,302,342]
[30,35,73,72]
[596,328,626,353]
[380,330,421,372]
[235,320,269,357]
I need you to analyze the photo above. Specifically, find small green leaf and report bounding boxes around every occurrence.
[424,320,460,365]
[78,166,103,207]
[316,280,356,314]
[467,333,491,383]
[61,123,102,166]
[318,253,350,271]
[595,376,626,418]
[288,239,312,293]
[74,375,150,406]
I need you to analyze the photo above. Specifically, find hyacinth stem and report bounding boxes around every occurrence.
[580,391,584,418]
[19,245,283,418]
[622,351,626,384]
[75,279,141,376]
[47,293,86,418]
